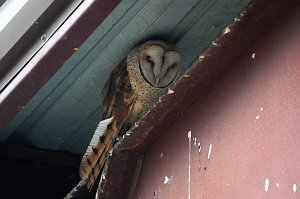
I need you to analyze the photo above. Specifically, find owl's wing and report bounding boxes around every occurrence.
[79,59,137,190]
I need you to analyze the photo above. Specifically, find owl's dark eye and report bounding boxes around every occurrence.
[147,56,155,66]
[167,64,176,72]
[169,63,176,69]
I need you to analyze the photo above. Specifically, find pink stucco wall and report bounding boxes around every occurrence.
[133,3,300,199]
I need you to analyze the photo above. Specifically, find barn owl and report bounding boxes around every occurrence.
[66,40,181,198]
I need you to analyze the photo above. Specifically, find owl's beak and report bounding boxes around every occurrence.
[155,76,160,85]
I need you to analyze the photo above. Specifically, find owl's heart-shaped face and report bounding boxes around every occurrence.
[139,44,181,88]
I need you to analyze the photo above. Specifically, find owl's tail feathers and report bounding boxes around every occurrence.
[79,117,114,179]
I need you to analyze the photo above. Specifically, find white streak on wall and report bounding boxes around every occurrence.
[187,131,191,199]
[293,184,297,193]
[208,144,212,160]
[265,178,270,192]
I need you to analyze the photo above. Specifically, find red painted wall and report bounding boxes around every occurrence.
[133,3,300,199]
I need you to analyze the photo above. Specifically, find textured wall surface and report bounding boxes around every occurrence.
[0,0,251,154]
[133,2,300,198]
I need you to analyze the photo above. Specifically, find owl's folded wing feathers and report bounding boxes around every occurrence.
[79,59,137,190]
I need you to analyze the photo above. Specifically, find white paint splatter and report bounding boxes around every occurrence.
[41,34,47,42]
[234,17,240,22]
[199,54,205,60]
[194,138,197,146]
[293,184,297,193]
[212,41,217,46]
[256,115,260,120]
[260,107,264,112]
[223,27,230,34]
[187,131,191,199]
[188,131,191,139]
[164,176,173,184]
[265,178,270,192]
[168,88,174,94]
[160,153,163,158]
[252,53,256,59]
[95,189,99,198]
[276,182,279,188]
[208,144,212,160]
[198,142,201,153]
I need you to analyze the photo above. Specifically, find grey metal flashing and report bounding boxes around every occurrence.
[0,0,83,91]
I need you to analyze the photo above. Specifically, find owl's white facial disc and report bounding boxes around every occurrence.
[139,45,181,88]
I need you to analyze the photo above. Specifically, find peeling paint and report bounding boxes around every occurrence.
[223,27,231,34]
[167,88,174,94]
[199,54,205,60]
[126,131,131,136]
[265,178,270,192]
[293,184,297,193]
[197,141,202,170]
[154,187,161,199]
[234,17,241,22]
[164,176,173,184]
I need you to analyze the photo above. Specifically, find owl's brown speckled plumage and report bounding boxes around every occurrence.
[125,40,179,126]
[71,40,181,196]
